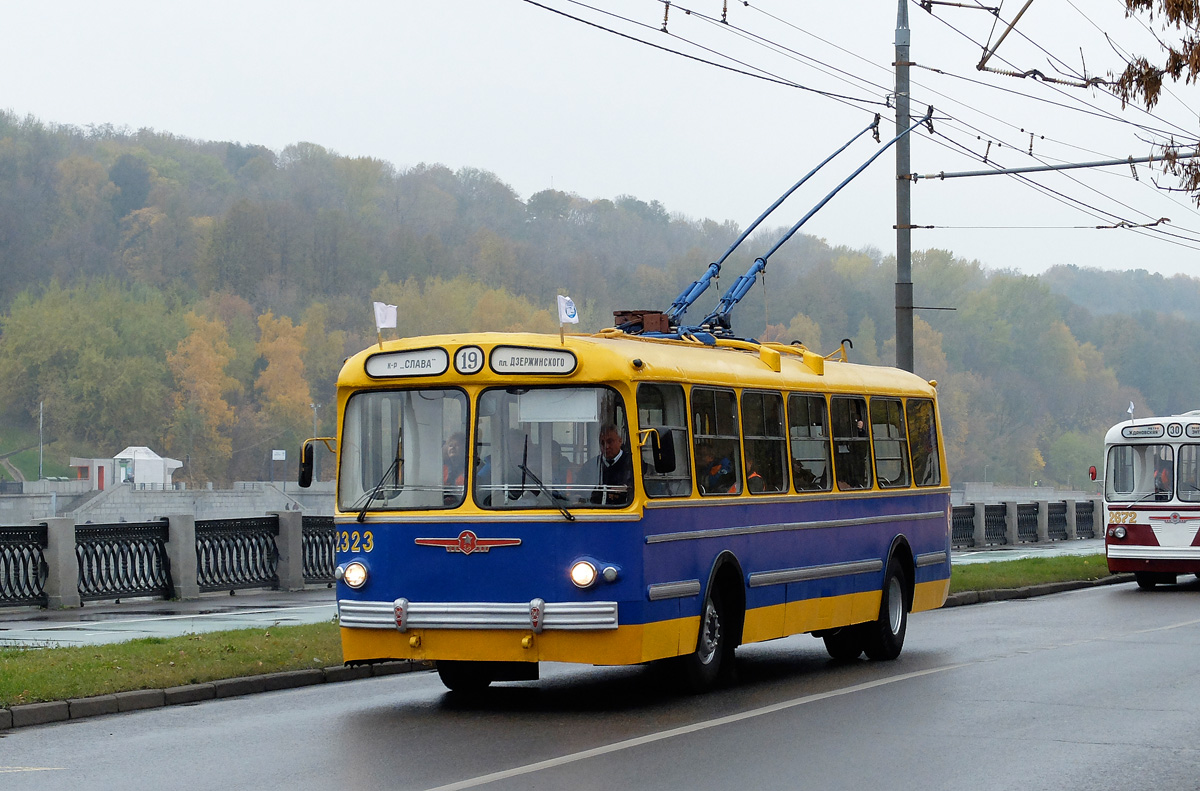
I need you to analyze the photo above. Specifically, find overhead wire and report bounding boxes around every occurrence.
[529,0,1200,252]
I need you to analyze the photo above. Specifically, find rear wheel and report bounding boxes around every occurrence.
[863,557,909,661]
[436,660,494,693]
[680,589,729,692]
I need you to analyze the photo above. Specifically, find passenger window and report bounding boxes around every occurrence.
[1179,445,1200,503]
[830,396,872,490]
[788,394,832,492]
[637,383,692,497]
[691,388,742,495]
[870,398,910,488]
[906,399,942,487]
[741,391,788,494]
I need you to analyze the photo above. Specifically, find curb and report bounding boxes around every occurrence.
[942,573,1134,607]
[0,660,433,732]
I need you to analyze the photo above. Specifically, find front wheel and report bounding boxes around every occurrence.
[436,660,494,693]
[1135,572,1176,590]
[862,557,909,661]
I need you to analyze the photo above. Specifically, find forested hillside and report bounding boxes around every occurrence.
[0,110,1191,488]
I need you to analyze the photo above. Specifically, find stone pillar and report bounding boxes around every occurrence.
[272,510,306,591]
[43,517,80,609]
[1065,500,1079,541]
[1004,501,1019,545]
[165,514,199,600]
[1036,500,1049,543]
[971,502,986,548]
[1091,497,1106,540]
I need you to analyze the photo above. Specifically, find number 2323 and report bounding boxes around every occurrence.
[336,531,374,553]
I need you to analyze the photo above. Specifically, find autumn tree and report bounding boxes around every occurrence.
[166,313,240,485]
[254,311,313,467]
[1114,0,1200,202]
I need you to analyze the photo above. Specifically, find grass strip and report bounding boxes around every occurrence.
[0,622,342,707]
[950,553,1112,594]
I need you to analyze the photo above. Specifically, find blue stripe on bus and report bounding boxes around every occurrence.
[335,491,950,628]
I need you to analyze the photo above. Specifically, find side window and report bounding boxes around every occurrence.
[788,394,832,492]
[1179,445,1200,503]
[830,396,872,490]
[870,398,910,488]
[691,387,742,495]
[637,383,692,498]
[741,391,788,494]
[906,399,942,487]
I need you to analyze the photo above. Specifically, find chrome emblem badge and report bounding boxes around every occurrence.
[414,530,521,554]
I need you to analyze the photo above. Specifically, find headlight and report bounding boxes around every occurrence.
[1113,526,1127,539]
[569,560,598,588]
[339,561,369,589]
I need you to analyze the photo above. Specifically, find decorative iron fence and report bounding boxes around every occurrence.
[1076,500,1096,539]
[1047,501,1068,541]
[301,515,337,584]
[0,524,48,607]
[951,505,975,547]
[76,520,171,602]
[1016,502,1039,542]
[196,517,279,592]
[984,503,1007,545]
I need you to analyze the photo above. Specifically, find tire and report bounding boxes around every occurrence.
[679,588,729,692]
[863,557,909,661]
[1136,572,1176,590]
[436,660,494,693]
[822,627,865,661]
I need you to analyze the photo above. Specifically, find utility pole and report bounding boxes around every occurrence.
[38,400,44,480]
[895,0,914,373]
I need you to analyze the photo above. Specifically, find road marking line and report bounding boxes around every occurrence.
[0,766,64,773]
[2,605,336,633]
[423,663,966,791]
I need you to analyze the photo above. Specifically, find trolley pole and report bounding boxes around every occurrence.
[895,0,914,373]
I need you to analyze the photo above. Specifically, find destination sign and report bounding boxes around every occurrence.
[365,347,449,378]
[1122,424,1164,439]
[489,346,577,375]
[1188,424,1200,438]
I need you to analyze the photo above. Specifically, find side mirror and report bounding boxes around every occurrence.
[1089,465,1097,482]
[651,430,677,474]
[298,441,315,488]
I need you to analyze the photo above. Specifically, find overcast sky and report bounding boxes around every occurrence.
[4,1,1198,277]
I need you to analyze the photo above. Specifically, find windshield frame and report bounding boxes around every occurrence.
[337,386,470,514]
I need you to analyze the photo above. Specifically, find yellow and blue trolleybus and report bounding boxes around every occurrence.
[303,329,950,692]
[299,116,950,691]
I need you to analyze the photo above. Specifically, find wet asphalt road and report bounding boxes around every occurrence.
[3,578,1199,791]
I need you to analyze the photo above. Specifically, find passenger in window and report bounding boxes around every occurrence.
[747,458,765,494]
[443,432,466,488]
[587,423,633,505]
[697,443,736,494]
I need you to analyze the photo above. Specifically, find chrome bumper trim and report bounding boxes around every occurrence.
[337,599,618,631]
[1107,545,1200,561]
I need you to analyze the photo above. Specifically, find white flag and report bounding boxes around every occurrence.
[1127,401,1136,416]
[557,294,579,324]
[373,301,397,330]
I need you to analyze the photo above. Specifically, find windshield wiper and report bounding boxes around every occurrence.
[357,456,402,523]
[517,464,576,522]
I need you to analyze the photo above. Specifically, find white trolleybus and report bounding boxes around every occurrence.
[1098,410,1200,588]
